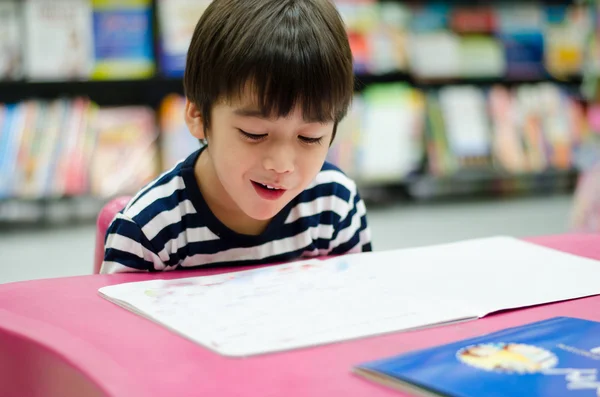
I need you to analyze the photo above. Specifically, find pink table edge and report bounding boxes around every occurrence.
[1,233,599,397]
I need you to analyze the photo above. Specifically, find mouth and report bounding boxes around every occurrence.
[251,180,287,200]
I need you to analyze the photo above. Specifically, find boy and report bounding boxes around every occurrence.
[101,0,372,274]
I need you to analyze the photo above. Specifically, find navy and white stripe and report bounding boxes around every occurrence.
[101,149,372,274]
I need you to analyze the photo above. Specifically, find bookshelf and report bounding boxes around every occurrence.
[0,79,184,108]
[0,73,585,105]
[406,168,578,200]
[0,0,594,224]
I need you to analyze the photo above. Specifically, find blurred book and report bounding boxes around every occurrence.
[513,86,549,172]
[90,106,159,198]
[157,0,211,78]
[91,0,155,80]
[24,0,94,81]
[496,4,545,79]
[424,92,459,176]
[13,101,38,198]
[408,32,461,80]
[328,84,425,183]
[544,5,590,78]
[38,100,70,198]
[360,83,424,182]
[366,2,409,74]
[336,2,594,81]
[489,85,528,174]
[0,104,24,199]
[18,101,47,198]
[74,101,100,196]
[335,0,379,35]
[438,86,492,168]
[426,83,582,177]
[450,7,496,34]
[0,0,23,80]
[328,94,364,178]
[54,98,95,197]
[348,32,370,74]
[425,86,492,176]
[159,94,199,170]
[409,3,449,33]
[459,36,505,78]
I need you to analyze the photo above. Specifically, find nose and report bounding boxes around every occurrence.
[263,142,295,174]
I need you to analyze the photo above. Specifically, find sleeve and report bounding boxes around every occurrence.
[100,212,167,274]
[328,187,373,255]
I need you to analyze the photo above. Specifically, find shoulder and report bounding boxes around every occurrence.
[119,158,193,234]
[289,162,360,222]
[306,161,358,201]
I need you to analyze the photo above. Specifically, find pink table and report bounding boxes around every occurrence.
[1,234,600,397]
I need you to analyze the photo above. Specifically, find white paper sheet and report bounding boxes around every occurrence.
[99,237,600,357]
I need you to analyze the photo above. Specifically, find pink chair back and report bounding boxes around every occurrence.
[93,196,132,274]
[571,163,600,233]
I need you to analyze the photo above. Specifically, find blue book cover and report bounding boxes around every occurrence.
[355,317,600,397]
[91,0,155,80]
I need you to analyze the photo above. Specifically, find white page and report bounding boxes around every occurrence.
[99,237,600,356]
[335,237,600,316]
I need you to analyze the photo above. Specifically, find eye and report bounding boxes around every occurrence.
[298,136,323,145]
[239,129,267,141]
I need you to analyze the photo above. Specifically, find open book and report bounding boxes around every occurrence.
[99,237,600,357]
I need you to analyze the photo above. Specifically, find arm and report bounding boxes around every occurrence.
[100,212,166,274]
[329,187,372,255]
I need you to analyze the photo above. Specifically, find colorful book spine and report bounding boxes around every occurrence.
[0,104,25,199]
[90,106,159,198]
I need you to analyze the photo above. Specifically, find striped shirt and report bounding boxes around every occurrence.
[101,149,372,274]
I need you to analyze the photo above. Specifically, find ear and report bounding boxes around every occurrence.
[184,99,206,140]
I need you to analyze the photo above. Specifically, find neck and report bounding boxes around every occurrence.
[195,148,269,235]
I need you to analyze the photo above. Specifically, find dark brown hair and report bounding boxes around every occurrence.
[183,0,353,139]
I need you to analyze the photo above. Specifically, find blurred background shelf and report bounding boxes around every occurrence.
[0,78,184,107]
[1,0,599,226]
[0,73,585,106]
[0,196,106,228]
[0,169,579,225]
[405,168,578,200]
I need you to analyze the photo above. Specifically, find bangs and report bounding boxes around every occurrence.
[221,50,353,123]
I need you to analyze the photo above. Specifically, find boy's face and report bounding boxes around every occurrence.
[186,96,334,227]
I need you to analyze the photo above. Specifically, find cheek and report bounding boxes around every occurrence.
[298,146,329,178]
[214,140,257,180]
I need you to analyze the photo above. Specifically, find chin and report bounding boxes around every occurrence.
[248,211,279,221]
[245,205,282,221]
